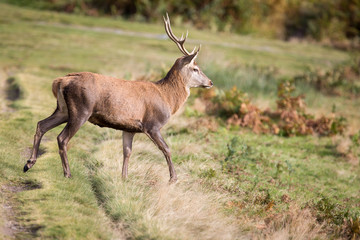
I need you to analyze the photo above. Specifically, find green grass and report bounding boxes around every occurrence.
[0,2,359,239]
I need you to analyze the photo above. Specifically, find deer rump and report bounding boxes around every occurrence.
[52,72,171,133]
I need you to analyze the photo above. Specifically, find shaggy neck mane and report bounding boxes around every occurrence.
[155,65,189,114]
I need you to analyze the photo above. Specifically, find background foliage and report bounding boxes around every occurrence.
[5,0,360,47]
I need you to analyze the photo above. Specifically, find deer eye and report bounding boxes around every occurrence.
[193,68,199,73]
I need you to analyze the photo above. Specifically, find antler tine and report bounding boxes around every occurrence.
[163,13,193,56]
[163,16,179,47]
[180,31,189,42]
[190,44,201,55]
[163,13,188,55]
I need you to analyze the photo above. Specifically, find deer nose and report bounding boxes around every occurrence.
[210,80,213,86]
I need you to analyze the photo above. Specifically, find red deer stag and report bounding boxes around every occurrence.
[23,14,213,183]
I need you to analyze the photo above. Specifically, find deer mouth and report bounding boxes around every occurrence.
[203,81,213,89]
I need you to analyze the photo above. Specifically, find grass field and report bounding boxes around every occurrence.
[0,2,359,239]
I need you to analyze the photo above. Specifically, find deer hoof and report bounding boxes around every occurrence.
[64,173,72,178]
[23,160,33,172]
[23,164,30,172]
[169,177,178,184]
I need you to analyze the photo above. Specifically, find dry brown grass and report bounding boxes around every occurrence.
[256,205,327,240]
[333,135,360,167]
[92,134,244,239]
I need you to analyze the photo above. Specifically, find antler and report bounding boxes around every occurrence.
[163,13,200,56]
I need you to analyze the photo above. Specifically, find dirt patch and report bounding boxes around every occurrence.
[5,76,22,101]
[0,203,43,239]
[1,201,23,239]
[1,182,44,239]
[0,67,23,112]
[6,180,43,193]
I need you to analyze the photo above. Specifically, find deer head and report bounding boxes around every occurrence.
[163,13,213,89]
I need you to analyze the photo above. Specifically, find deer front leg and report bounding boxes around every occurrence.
[122,131,135,180]
[146,129,177,183]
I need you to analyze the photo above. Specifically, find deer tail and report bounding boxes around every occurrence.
[52,78,62,99]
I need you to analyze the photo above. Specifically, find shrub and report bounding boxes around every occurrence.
[197,80,347,137]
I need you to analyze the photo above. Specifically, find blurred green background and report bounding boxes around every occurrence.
[4,0,360,47]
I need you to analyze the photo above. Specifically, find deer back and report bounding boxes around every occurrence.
[52,71,188,132]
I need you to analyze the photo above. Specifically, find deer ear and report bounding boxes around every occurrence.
[181,52,198,66]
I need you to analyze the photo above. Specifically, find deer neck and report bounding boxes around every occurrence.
[156,69,190,115]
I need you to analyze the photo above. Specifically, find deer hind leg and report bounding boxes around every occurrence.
[24,107,68,172]
[57,112,90,178]
[146,129,177,183]
[122,131,135,180]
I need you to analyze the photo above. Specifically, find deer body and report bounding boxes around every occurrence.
[24,15,212,182]
[54,71,188,133]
